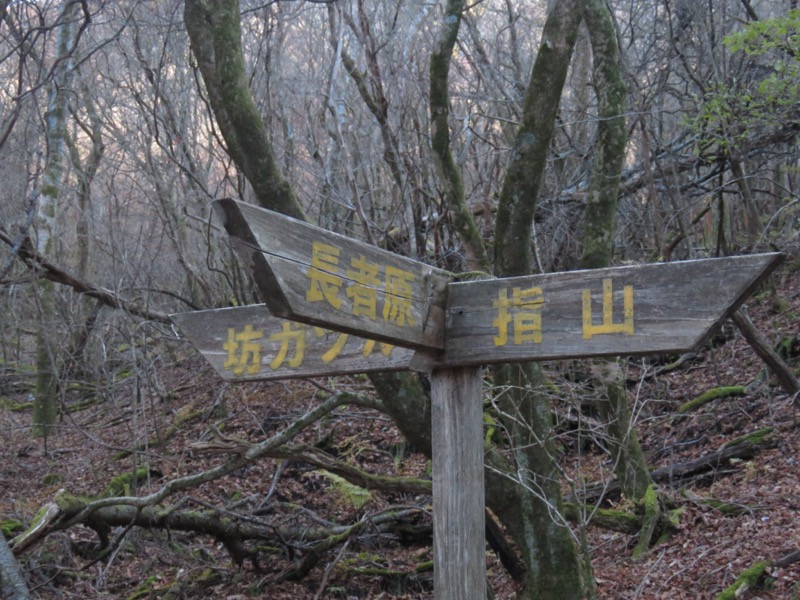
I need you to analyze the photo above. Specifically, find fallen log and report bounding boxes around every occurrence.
[676,386,745,415]
[15,492,430,569]
[715,549,800,600]
[571,427,777,505]
[563,502,641,535]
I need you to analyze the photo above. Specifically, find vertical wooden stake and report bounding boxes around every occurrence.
[431,366,486,600]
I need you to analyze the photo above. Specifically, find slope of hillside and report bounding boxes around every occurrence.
[1,267,798,599]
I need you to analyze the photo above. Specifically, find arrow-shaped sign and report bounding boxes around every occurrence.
[213,199,782,367]
[214,199,451,351]
[443,253,783,366]
[171,305,414,381]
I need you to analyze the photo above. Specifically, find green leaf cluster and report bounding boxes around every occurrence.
[692,10,800,149]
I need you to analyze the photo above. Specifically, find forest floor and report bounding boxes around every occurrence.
[1,265,799,600]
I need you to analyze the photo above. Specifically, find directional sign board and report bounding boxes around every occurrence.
[214,199,451,351]
[171,305,414,381]
[188,200,783,600]
[215,199,782,365]
[442,253,783,366]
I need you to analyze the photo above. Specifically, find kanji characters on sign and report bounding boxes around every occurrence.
[490,279,635,348]
[305,242,417,328]
[221,322,397,375]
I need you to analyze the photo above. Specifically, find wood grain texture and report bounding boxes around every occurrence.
[214,199,451,350]
[171,305,414,381]
[443,253,782,366]
[431,367,487,600]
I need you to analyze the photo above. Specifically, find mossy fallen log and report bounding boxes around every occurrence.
[563,502,641,535]
[714,560,771,600]
[722,426,774,448]
[564,498,680,555]
[0,398,33,411]
[13,490,432,571]
[676,386,745,415]
[715,549,800,599]
[103,466,162,497]
[680,490,753,516]
[571,428,777,505]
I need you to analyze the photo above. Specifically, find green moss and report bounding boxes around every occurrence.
[316,471,372,509]
[65,381,96,392]
[715,561,771,600]
[104,466,152,497]
[632,484,661,559]
[0,398,33,411]
[54,491,91,512]
[12,500,65,545]
[415,560,434,573]
[666,507,685,528]
[1,519,24,537]
[126,575,159,600]
[677,386,745,414]
[775,336,799,360]
[483,411,502,445]
[563,502,641,535]
[41,472,62,486]
[723,427,774,448]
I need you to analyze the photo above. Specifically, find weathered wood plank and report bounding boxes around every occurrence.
[443,253,782,366]
[171,305,414,381]
[431,367,486,600]
[214,199,451,350]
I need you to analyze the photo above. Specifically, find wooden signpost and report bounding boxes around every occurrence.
[173,199,783,600]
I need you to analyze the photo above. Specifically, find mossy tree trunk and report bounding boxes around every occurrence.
[429,0,490,272]
[491,1,591,597]
[590,362,652,500]
[577,0,654,505]
[490,363,593,597]
[32,1,81,439]
[183,0,304,221]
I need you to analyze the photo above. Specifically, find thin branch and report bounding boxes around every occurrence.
[0,230,171,323]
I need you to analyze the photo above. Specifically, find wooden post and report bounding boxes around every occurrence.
[431,367,486,600]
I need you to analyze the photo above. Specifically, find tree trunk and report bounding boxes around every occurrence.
[429,0,489,272]
[590,361,652,500]
[491,363,592,598]
[32,0,81,439]
[0,532,28,600]
[183,0,304,220]
[731,310,800,396]
[492,2,591,597]
[575,0,654,505]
